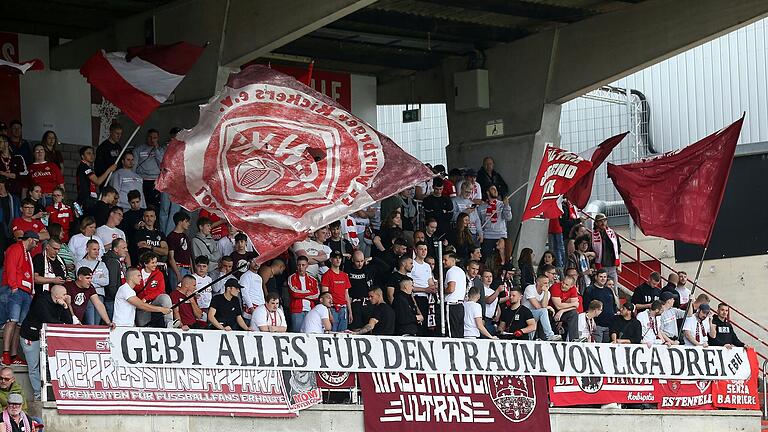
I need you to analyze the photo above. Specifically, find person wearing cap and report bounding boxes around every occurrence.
[208,278,249,331]
[591,213,621,284]
[0,393,39,431]
[683,302,712,347]
[321,250,353,331]
[659,291,686,343]
[1,231,38,366]
[112,267,171,327]
[476,156,509,199]
[456,169,483,204]
[610,302,642,344]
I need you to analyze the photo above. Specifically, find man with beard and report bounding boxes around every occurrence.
[346,251,375,330]
[392,278,422,336]
[386,255,412,304]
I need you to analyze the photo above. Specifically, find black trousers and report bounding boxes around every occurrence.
[414,295,441,337]
[446,303,465,338]
[143,179,160,208]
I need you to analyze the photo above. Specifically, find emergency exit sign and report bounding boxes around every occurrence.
[402,108,421,123]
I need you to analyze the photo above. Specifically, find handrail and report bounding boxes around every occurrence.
[763,359,768,419]
[581,211,768,358]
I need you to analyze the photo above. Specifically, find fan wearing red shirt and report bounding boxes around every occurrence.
[549,274,582,341]
[29,144,64,198]
[46,187,73,242]
[320,251,352,332]
[198,209,229,241]
[170,274,204,330]
[12,199,48,255]
[134,251,173,327]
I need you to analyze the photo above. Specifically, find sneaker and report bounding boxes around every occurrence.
[546,334,563,341]
[601,403,621,409]
[1,352,11,366]
[11,357,27,366]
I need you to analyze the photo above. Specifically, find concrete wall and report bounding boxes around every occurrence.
[42,405,761,432]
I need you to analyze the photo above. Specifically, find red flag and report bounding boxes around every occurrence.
[0,58,44,75]
[297,61,314,86]
[157,65,433,261]
[607,116,744,246]
[565,132,627,208]
[80,42,204,124]
[522,146,592,221]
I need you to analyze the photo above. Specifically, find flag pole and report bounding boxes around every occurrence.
[678,246,708,342]
[169,261,248,310]
[101,124,142,194]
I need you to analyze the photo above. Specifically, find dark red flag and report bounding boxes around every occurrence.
[607,116,743,246]
[157,65,433,261]
[522,146,592,221]
[565,132,627,208]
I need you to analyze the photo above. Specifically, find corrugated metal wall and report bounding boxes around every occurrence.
[376,104,449,166]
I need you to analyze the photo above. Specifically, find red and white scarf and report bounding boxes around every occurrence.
[592,226,620,268]
[485,200,498,224]
[3,409,31,432]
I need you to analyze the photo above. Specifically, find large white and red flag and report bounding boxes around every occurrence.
[157,65,433,261]
[80,42,204,124]
[522,146,593,221]
[0,58,44,75]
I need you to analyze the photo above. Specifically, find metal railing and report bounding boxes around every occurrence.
[582,212,768,363]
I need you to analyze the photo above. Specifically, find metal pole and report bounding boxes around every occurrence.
[101,124,142,193]
[436,240,445,337]
[679,246,708,341]
[40,325,48,403]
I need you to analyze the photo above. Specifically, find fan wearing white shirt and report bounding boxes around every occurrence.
[192,256,213,322]
[251,293,287,332]
[463,287,498,339]
[69,216,105,261]
[96,207,126,255]
[637,300,676,346]
[443,252,466,338]
[577,300,603,342]
[239,258,265,323]
[302,292,333,334]
[683,302,712,347]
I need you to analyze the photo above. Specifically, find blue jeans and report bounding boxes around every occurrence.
[330,306,348,332]
[530,308,555,339]
[8,290,32,323]
[84,301,96,325]
[548,233,566,268]
[291,312,308,333]
[160,192,181,235]
[0,286,9,324]
[103,299,114,321]
[168,266,191,292]
[20,337,40,399]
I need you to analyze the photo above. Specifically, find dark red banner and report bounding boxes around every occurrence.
[0,32,21,124]
[316,372,357,390]
[359,373,550,432]
[264,64,351,110]
[548,376,656,406]
[712,348,760,410]
[656,380,714,410]
[522,146,592,221]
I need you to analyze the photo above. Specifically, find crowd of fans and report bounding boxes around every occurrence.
[0,120,746,408]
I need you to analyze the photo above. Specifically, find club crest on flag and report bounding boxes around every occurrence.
[487,375,537,422]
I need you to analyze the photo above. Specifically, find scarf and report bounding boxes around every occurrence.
[3,408,31,432]
[485,200,498,224]
[591,226,620,268]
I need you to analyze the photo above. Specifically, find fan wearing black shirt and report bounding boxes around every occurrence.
[94,122,123,177]
[386,255,412,304]
[422,178,453,236]
[131,206,168,266]
[91,187,119,227]
[497,286,536,340]
[32,237,67,293]
[119,190,144,240]
[631,272,662,312]
[325,220,353,266]
[208,278,249,331]
[229,233,258,278]
[346,250,375,329]
[610,302,642,344]
[351,287,394,336]
[709,303,746,348]
[391,278,422,336]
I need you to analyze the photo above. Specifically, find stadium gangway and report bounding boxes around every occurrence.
[580,212,768,364]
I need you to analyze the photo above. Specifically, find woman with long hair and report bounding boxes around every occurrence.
[372,208,404,257]
[538,250,563,281]
[446,212,475,261]
[0,134,28,197]
[485,238,507,279]
[517,247,535,287]
[41,130,64,170]
[29,143,64,207]
[566,223,590,257]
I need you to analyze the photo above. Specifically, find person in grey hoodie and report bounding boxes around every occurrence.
[76,239,110,324]
[192,217,222,272]
[477,185,512,260]
[110,151,145,210]
[133,129,164,208]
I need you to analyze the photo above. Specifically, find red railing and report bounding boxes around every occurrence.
[581,212,768,363]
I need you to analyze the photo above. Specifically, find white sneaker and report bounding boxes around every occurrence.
[601,403,621,409]
[547,334,563,341]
